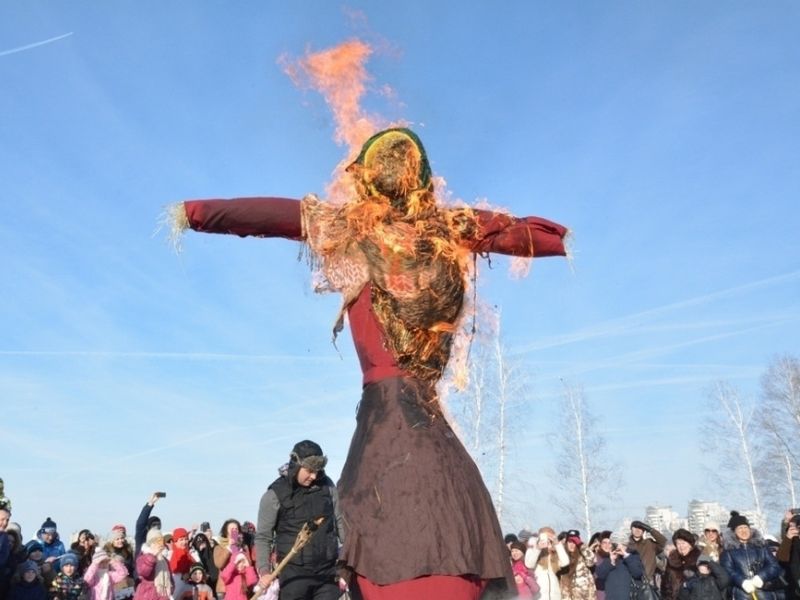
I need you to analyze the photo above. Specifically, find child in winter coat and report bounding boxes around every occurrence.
[25,541,56,586]
[49,553,86,600]
[220,553,257,600]
[180,563,215,600]
[10,560,47,600]
[678,555,729,600]
[510,541,539,598]
[83,550,128,600]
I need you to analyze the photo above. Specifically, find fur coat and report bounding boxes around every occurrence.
[662,547,701,600]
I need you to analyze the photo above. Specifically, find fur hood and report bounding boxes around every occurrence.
[722,528,767,550]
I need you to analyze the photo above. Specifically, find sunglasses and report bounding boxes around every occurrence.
[704,529,718,533]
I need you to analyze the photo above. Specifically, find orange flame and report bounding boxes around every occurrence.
[281,39,392,202]
[283,38,537,395]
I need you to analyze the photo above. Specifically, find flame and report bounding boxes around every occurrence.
[283,38,543,396]
[281,39,390,203]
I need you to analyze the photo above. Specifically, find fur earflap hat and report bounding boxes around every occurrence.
[290,440,328,472]
[727,511,750,531]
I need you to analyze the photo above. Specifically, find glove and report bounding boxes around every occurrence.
[742,579,755,594]
[752,576,764,589]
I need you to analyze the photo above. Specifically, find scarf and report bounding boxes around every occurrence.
[153,554,171,598]
[95,567,111,600]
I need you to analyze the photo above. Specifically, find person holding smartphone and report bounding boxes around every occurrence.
[777,509,800,599]
[595,537,644,600]
[135,493,164,561]
[213,519,243,599]
[524,527,570,600]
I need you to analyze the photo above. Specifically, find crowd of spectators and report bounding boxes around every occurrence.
[502,511,799,600]
[4,476,800,600]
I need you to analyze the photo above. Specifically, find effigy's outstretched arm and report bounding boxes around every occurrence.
[457,208,569,258]
[176,197,304,240]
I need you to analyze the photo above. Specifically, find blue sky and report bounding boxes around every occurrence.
[2,2,799,541]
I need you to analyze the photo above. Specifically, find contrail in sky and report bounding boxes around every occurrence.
[0,32,73,58]
[513,268,800,354]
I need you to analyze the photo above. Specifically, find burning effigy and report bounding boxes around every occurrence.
[168,40,569,600]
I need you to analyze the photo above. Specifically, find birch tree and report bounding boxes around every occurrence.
[549,382,620,535]
[757,355,800,511]
[450,306,531,526]
[702,381,763,516]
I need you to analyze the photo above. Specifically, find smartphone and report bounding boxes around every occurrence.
[155,492,167,498]
[791,508,800,515]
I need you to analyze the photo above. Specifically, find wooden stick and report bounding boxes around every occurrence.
[250,517,326,600]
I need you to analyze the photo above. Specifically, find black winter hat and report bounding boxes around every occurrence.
[147,516,161,530]
[672,528,696,546]
[504,533,519,544]
[39,517,57,532]
[631,520,648,530]
[727,511,750,531]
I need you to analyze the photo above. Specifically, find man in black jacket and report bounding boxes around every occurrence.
[255,440,345,600]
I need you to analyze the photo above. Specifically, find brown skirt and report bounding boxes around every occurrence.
[337,377,514,592]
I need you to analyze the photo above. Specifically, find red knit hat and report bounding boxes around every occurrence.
[173,527,188,539]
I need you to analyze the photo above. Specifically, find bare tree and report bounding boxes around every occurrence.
[449,306,532,527]
[702,382,763,516]
[549,382,620,535]
[492,323,513,523]
[757,355,800,511]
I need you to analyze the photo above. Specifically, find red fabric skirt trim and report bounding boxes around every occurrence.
[354,574,486,600]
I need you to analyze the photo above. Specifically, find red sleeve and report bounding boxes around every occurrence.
[461,209,569,258]
[183,197,303,240]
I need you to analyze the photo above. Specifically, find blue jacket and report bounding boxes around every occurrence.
[596,551,645,600]
[720,533,783,600]
[36,534,65,562]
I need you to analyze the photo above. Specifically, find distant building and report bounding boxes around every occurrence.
[645,505,682,533]
[687,500,730,534]
[742,509,768,534]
